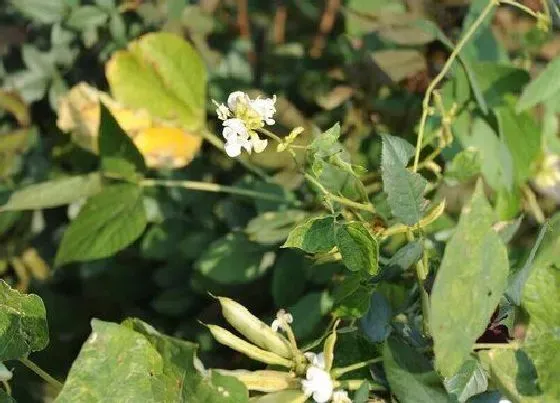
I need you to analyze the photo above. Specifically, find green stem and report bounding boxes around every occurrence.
[331,357,382,378]
[19,358,63,392]
[500,0,540,18]
[141,178,301,206]
[304,173,376,213]
[474,342,519,350]
[256,127,284,144]
[334,379,386,391]
[1,380,11,396]
[413,0,498,172]
[407,231,431,335]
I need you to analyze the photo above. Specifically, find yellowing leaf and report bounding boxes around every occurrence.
[57,82,202,168]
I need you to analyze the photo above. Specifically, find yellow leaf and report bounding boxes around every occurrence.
[57,82,202,168]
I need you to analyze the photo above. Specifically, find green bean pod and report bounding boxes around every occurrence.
[207,325,292,368]
[217,296,292,358]
[215,369,299,392]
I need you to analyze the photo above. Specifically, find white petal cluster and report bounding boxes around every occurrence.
[301,352,351,403]
[271,309,293,333]
[213,91,277,157]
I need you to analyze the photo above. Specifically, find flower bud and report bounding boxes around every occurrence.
[216,296,292,358]
[216,369,299,392]
[207,324,292,368]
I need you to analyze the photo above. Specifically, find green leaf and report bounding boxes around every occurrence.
[0,280,48,361]
[66,5,108,29]
[360,291,392,343]
[383,337,449,403]
[335,222,378,275]
[470,63,529,108]
[0,173,102,212]
[431,182,509,377]
[107,32,206,131]
[55,184,147,267]
[443,359,488,402]
[506,223,548,305]
[196,233,273,284]
[444,149,481,184]
[461,117,513,192]
[495,96,542,184]
[56,319,248,402]
[272,251,307,307]
[517,54,560,111]
[246,210,309,245]
[381,134,427,226]
[9,0,67,24]
[480,349,542,402]
[282,216,336,253]
[522,264,560,399]
[333,275,372,318]
[98,102,145,181]
[0,389,15,403]
[289,292,333,339]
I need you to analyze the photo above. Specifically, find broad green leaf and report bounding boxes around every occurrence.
[56,319,248,402]
[517,54,560,111]
[443,359,488,402]
[9,0,67,24]
[383,337,449,403]
[333,275,372,318]
[386,241,423,271]
[470,63,529,108]
[98,102,145,181]
[282,216,335,253]
[431,182,509,377]
[246,210,309,245]
[289,292,333,339]
[0,280,48,361]
[522,264,560,399]
[196,233,272,284]
[55,184,147,267]
[0,173,102,212]
[107,32,206,131]
[480,349,542,402]
[360,291,392,343]
[506,223,548,305]
[495,96,542,184]
[308,123,367,202]
[66,5,108,29]
[335,222,378,275]
[444,149,481,184]
[381,134,427,226]
[461,117,513,192]
[272,252,307,307]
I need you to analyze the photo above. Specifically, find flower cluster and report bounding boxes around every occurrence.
[302,352,351,403]
[214,91,277,157]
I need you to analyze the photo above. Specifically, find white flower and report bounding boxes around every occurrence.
[250,95,277,125]
[250,133,268,154]
[227,91,251,112]
[0,362,12,382]
[304,352,325,369]
[301,366,334,403]
[222,118,251,157]
[332,390,351,403]
[213,101,230,120]
[271,309,293,332]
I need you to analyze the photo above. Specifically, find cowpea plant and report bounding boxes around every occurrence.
[1,2,560,402]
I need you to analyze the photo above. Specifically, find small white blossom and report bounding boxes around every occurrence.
[332,390,352,403]
[0,362,12,382]
[301,366,334,403]
[304,352,326,369]
[213,101,230,120]
[227,91,251,112]
[271,309,293,332]
[250,95,277,125]
[214,91,277,157]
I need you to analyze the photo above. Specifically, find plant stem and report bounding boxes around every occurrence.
[334,379,386,391]
[500,0,540,18]
[1,380,11,396]
[19,358,63,391]
[413,0,498,172]
[304,173,376,213]
[256,127,284,144]
[141,178,301,206]
[331,357,382,378]
[473,342,519,350]
[407,230,431,335]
